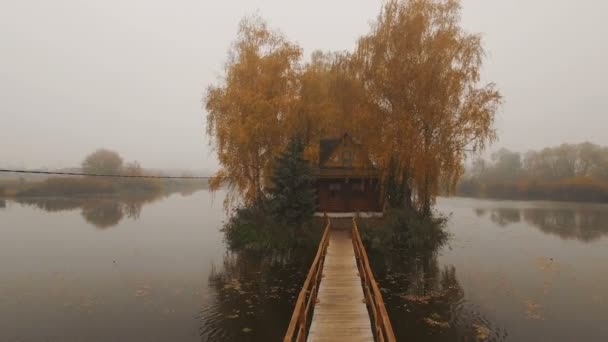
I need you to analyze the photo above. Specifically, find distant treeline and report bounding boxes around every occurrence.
[457,142,608,202]
[0,176,208,198]
[0,149,208,197]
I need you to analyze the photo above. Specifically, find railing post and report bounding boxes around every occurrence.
[284,218,332,342]
[298,301,306,341]
[351,217,397,342]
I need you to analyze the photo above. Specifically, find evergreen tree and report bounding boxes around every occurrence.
[269,137,317,228]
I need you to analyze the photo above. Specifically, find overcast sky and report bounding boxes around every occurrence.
[1,0,607,171]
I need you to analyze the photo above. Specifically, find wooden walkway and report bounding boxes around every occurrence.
[284,218,395,342]
[307,229,373,342]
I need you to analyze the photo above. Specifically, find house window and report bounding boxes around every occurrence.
[342,151,353,167]
[352,183,365,195]
[329,183,341,197]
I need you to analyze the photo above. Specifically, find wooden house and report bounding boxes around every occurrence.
[314,133,381,214]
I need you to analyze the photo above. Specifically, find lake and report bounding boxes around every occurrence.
[2,192,608,341]
[373,197,608,341]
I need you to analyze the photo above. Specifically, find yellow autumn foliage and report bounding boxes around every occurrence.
[204,1,502,213]
[205,15,302,207]
[354,0,501,213]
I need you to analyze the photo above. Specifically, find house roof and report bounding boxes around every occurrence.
[316,133,377,178]
[319,138,341,166]
[319,133,368,166]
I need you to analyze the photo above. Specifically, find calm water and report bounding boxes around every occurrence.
[370,197,608,342]
[0,191,314,342]
[2,193,608,341]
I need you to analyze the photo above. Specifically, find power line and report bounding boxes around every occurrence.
[0,169,210,180]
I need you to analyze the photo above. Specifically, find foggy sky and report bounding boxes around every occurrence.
[1,0,607,171]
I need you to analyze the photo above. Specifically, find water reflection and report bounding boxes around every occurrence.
[479,205,608,242]
[14,193,171,228]
[199,224,323,341]
[474,208,486,217]
[0,190,226,342]
[81,201,124,228]
[490,208,520,226]
[367,246,506,341]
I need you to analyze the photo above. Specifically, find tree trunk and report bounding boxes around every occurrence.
[422,173,431,216]
[402,169,413,210]
[422,123,432,216]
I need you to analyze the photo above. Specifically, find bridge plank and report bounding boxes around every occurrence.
[307,229,373,342]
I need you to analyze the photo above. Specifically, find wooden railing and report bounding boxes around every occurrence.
[352,217,397,342]
[283,217,331,342]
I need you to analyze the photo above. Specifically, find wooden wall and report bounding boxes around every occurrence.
[316,178,381,213]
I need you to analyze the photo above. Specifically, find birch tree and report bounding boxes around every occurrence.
[205,16,302,207]
[355,0,502,214]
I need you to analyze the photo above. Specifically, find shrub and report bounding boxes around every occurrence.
[222,202,293,251]
[360,208,449,252]
[222,199,323,253]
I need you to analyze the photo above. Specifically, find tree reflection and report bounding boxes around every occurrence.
[201,216,505,342]
[14,193,167,229]
[479,206,608,242]
[490,208,520,226]
[15,197,82,212]
[474,208,486,217]
[366,245,505,341]
[199,224,323,342]
[81,200,124,228]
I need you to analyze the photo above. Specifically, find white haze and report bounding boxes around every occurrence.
[1,0,607,171]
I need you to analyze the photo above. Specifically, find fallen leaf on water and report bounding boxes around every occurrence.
[524,300,544,320]
[223,279,246,294]
[472,323,490,340]
[162,308,176,315]
[400,294,432,305]
[542,282,551,295]
[423,316,450,329]
[535,257,559,272]
[135,285,151,298]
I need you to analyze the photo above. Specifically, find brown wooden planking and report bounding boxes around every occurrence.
[307,229,373,342]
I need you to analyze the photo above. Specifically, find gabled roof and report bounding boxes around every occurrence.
[315,133,378,178]
[318,133,369,167]
[319,138,341,166]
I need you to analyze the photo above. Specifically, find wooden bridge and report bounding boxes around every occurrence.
[284,217,396,342]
